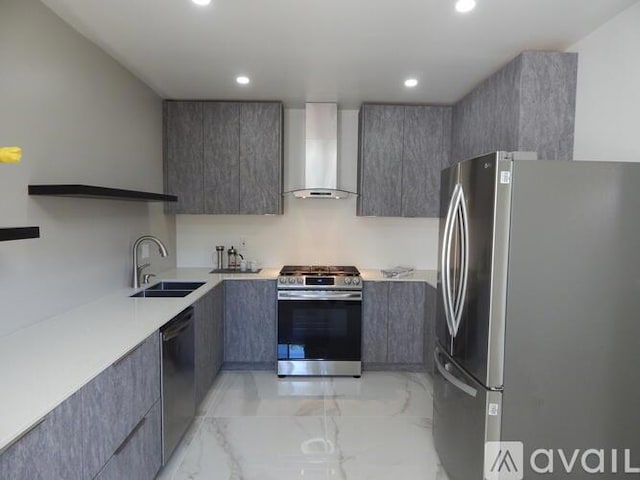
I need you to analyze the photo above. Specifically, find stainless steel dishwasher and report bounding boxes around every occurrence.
[161,306,195,464]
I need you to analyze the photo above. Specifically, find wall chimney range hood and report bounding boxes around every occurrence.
[288,103,356,199]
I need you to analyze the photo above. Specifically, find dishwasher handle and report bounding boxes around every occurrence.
[162,307,194,342]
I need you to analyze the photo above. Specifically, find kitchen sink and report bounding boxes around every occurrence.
[146,281,205,291]
[130,281,205,298]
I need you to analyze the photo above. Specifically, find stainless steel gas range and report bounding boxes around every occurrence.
[277,265,362,377]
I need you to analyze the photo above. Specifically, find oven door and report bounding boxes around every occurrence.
[277,290,362,362]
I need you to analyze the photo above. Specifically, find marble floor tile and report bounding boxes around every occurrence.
[202,371,327,418]
[324,371,433,418]
[157,370,443,480]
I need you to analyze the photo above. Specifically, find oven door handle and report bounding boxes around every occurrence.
[278,290,363,301]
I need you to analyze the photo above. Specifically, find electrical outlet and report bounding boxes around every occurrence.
[141,243,150,259]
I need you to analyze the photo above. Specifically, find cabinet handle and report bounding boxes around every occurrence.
[0,417,46,455]
[114,417,146,456]
[113,341,143,366]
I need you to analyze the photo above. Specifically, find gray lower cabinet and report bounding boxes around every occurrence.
[94,400,162,480]
[164,100,283,215]
[0,391,83,480]
[224,280,276,364]
[195,283,224,405]
[362,281,389,363]
[82,333,161,479]
[357,104,450,218]
[424,284,437,373]
[362,281,431,367]
[388,282,426,364]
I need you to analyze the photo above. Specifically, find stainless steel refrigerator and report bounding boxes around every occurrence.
[434,151,640,479]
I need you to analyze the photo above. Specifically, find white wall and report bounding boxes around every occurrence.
[177,109,439,270]
[569,2,640,162]
[0,0,175,337]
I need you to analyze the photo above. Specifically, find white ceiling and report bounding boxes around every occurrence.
[41,0,638,107]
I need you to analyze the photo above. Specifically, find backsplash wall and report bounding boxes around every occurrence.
[177,109,440,269]
[0,0,175,337]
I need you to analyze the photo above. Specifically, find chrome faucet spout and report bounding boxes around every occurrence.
[132,235,169,288]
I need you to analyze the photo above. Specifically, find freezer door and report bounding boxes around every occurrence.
[436,152,512,388]
[433,345,502,480]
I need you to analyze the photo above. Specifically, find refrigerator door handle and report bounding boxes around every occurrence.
[441,184,461,338]
[452,186,470,338]
[434,347,477,398]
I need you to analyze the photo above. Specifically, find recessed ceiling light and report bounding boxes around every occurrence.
[404,78,419,88]
[455,0,476,13]
[191,0,211,5]
[236,76,250,85]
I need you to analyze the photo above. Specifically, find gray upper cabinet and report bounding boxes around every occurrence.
[357,104,451,218]
[224,280,276,364]
[239,103,283,215]
[164,101,204,214]
[358,104,404,217]
[387,282,426,364]
[164,100,283,215]
[203,102,241,214]
[0,391,83,480]
[450,51,578,164]
[402,107,450,218]
[81,333,161,479]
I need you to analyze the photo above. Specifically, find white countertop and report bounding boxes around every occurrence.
[0,266,434,452]
[360,268,437,287]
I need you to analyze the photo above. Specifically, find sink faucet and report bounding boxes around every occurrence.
[132,235,168,288]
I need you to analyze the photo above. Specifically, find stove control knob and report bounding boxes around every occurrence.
[296,277,304,285]
[279,276,286,284]
[344,277,352,285]
[353,277,361,285]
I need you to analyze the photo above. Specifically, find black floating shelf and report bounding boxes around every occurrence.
[0,227,40,242]
[28,184,177,202]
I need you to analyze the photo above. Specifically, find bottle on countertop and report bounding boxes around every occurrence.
[216,246,224,270]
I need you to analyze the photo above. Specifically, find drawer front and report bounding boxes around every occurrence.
[95,400,162,480]
[0,391,83,480]
[82,333,161,479]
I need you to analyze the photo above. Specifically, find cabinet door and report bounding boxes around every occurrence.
[213,282,225,376]
[195,289,217,406]
[203,102,240,214]
[388,282,426,364]
[164,101,204,214]
[239,103,283,215]
[361,281,389,363]
[0,391,83,480]
[357,104,404,217]
[82,333,161,479]
[94,400,162,480]
[402,106,449,217]
[224,280,276,363]
[424,284,437,373]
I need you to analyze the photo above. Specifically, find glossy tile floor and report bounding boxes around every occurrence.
[157,371,449,480]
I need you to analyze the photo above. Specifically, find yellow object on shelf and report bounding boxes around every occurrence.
[0,147,22,164]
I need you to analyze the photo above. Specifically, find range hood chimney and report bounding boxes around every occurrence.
[289,103,355,199]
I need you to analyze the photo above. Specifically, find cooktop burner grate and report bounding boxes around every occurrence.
[279,265,360,276]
